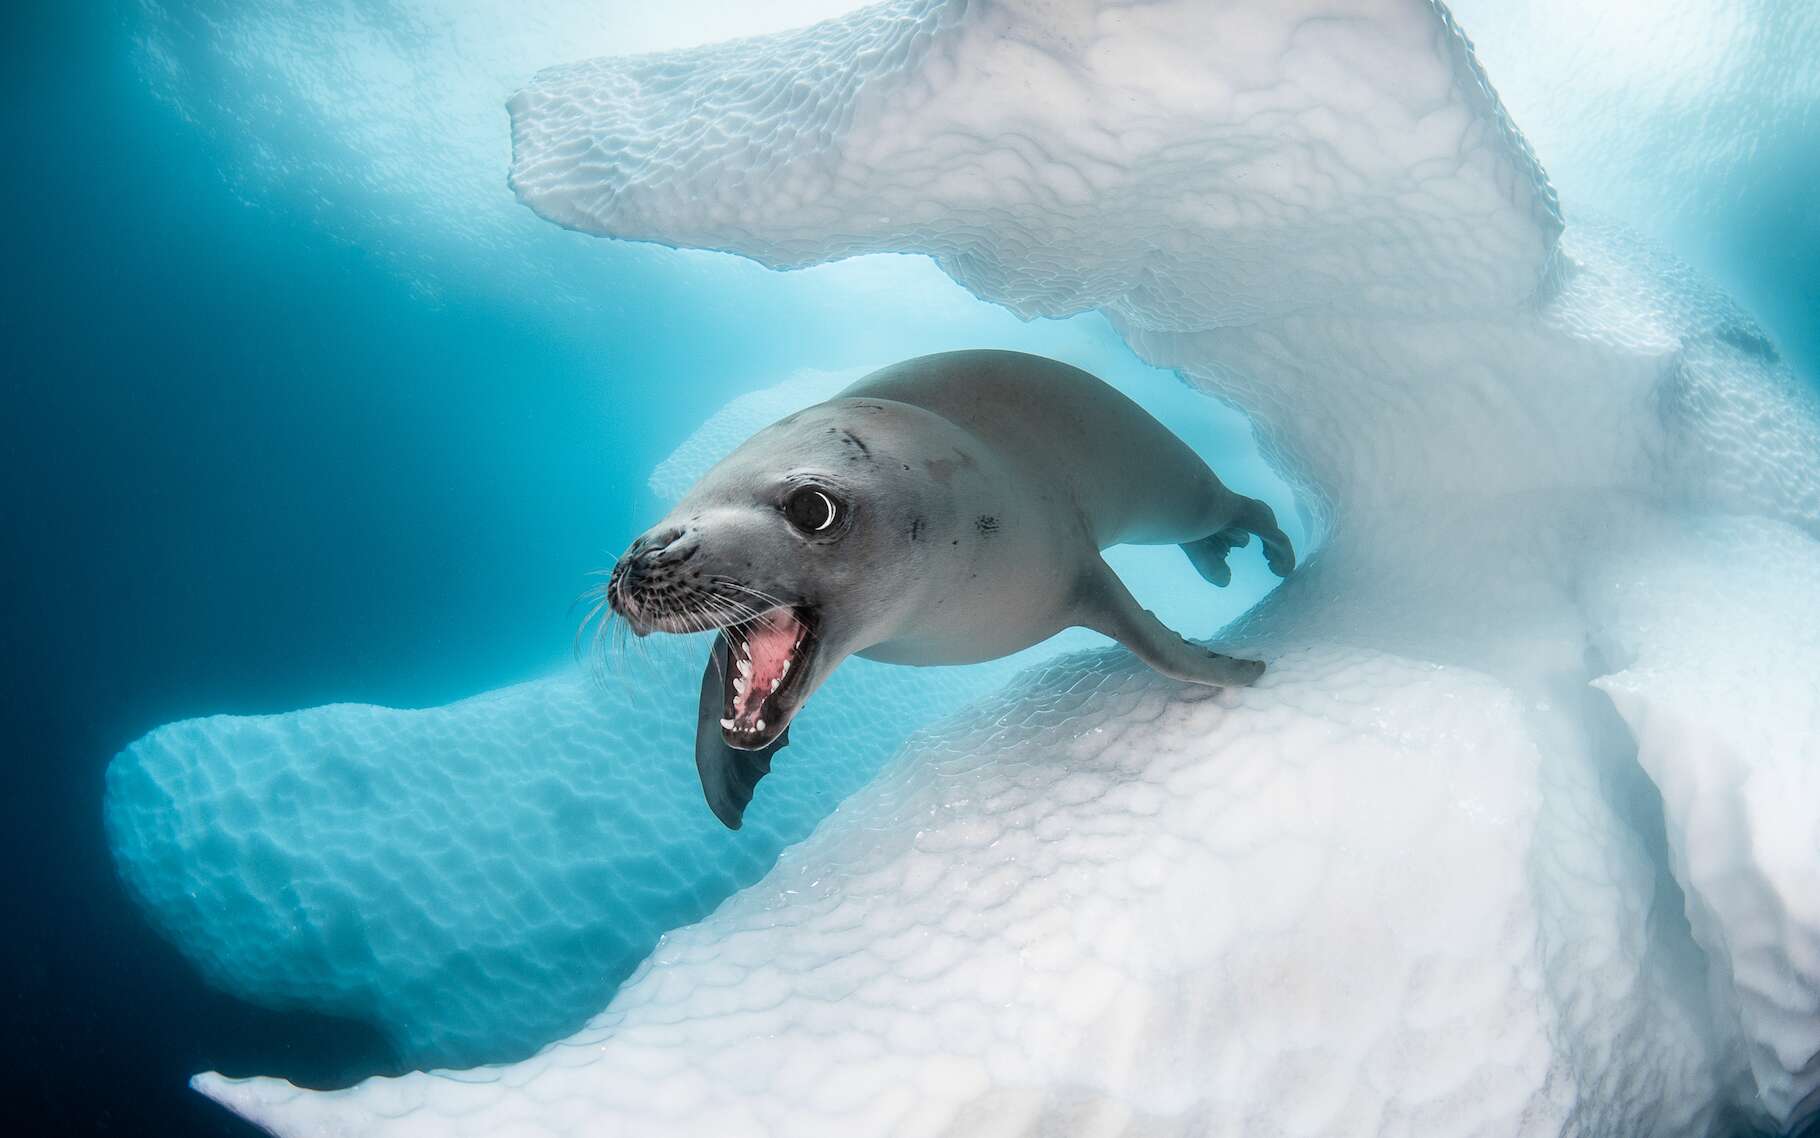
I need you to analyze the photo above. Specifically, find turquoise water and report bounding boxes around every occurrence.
[5,2,1815,1135]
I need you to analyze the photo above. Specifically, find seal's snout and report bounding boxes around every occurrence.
[608,526,702,634]
[625,526,692,571]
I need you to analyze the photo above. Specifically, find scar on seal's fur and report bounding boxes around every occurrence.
[606,350,1295,827]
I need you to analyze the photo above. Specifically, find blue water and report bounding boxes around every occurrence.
[5,2,1816,1135]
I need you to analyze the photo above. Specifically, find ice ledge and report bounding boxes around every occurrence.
[508,0,1560,334]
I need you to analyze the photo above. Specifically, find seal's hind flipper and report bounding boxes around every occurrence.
[1077,556,1266,687]
[695,638,791,829]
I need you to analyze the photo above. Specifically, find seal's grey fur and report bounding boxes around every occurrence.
[610,350,1294,827]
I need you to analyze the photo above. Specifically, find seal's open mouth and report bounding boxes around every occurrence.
[714,606,816,750]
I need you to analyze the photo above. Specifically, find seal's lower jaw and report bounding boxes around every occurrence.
[717,606,816,751]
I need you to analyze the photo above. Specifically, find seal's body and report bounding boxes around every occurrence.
[608,350,1294,827]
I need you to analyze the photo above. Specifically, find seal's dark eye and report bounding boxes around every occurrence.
[783,486,841,535]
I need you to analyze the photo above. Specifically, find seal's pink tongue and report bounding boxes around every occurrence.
[729,608,806,727]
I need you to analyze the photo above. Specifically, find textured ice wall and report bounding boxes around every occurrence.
[508,0,1557,339]
[1586,518,1820,1125]
[196,645,1723,1137]
[195,0,1820,1133]
[107,638,1035,1070]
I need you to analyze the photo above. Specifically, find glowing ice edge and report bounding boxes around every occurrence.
[183,0,1818,1133]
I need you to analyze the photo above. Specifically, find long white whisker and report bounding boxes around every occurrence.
[714,578,792,611]
[698,588,762,626]
[700,595,755,634]
[574,598,609,664]
[575,538,823,696]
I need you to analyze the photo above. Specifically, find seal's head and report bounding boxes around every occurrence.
[607,400,950,762]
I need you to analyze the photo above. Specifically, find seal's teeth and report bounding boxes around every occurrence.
[734,678,748,696]
[719,717,734,730]
[769,678,780,693]
[780,659,791,677]
[756,719,766,731]
[737,658,753,678]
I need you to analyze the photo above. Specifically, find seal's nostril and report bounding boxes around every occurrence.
[635,526,694,568]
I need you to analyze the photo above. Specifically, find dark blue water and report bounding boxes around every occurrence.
[5,2,1816,1134]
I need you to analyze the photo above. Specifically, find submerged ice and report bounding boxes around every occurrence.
[111,0,1820,1134]
[106,644,1033,1067]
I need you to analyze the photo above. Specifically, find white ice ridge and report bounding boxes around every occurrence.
[509,0,1557,340]
[1586,518,1820,1126]
[197,0,1820,1134]
[107,641,1034,1069]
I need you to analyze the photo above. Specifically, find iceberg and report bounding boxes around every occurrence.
[170,0,1819,1133]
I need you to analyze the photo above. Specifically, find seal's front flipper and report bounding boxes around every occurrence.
[1077,557,1266,687]
[1236,496,1296,578]
[695,637,791,830]
[1182,496,1296,584]
[1182,528,1248,586]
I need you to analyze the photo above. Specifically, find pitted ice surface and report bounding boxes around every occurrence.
[193,646,1724,1137]
[105,625,1046,1071]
